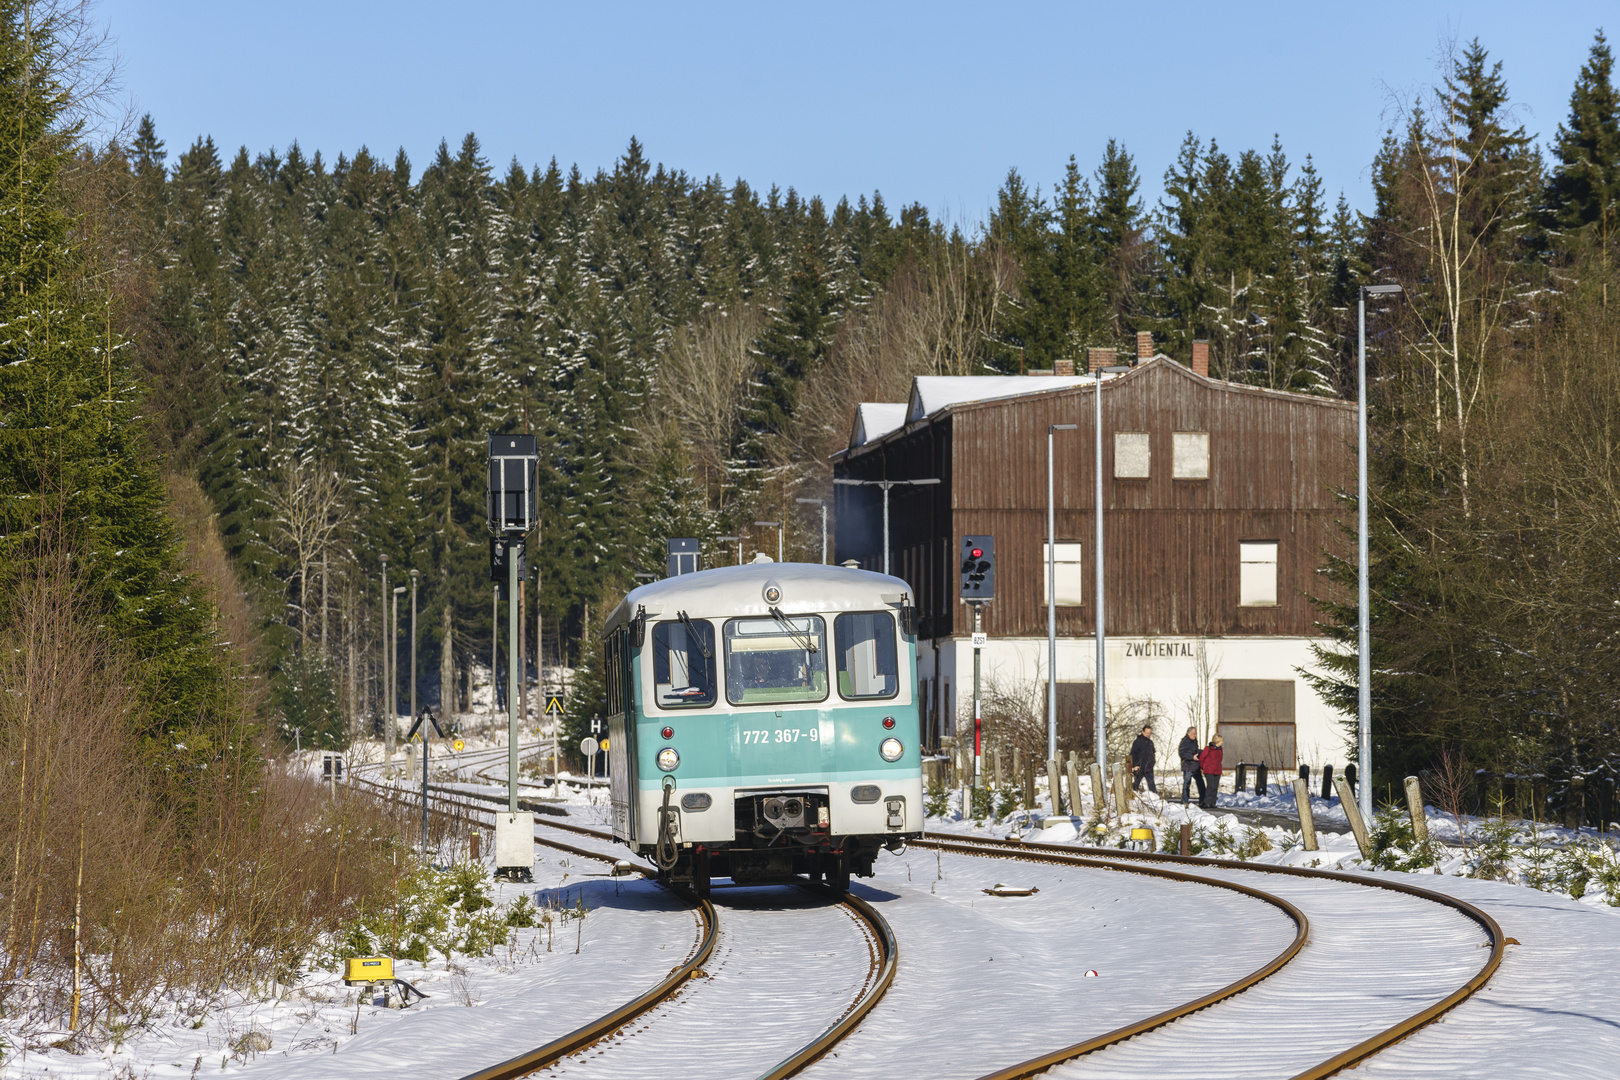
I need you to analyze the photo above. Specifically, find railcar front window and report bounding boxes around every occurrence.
[724,616,828,705]
[835,612,898,699]
[652,619,717,708]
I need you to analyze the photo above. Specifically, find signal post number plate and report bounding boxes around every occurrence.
[972,632,988,646]
[741,728,820,745]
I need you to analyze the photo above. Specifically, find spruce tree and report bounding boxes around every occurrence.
[0,2,228,763]
[1547,30,1620,265]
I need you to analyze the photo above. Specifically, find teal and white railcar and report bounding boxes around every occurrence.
[601,563,923,895]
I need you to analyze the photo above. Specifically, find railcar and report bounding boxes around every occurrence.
[601,563,924,895]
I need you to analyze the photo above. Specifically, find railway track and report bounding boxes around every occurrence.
[915,830,1506,1080]
[353,778,895,1080]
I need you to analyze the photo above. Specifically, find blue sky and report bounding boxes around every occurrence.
[98,1,1605,224]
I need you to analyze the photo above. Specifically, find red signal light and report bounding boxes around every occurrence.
[971,547,983,558]
[661,726,674,740]
[882,716,896,729]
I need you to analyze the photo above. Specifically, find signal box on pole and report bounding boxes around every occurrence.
[960,536,995,600]
[666,537,701,577]
[487,434,538,534]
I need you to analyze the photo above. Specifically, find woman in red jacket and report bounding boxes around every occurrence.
[1197,735,1224,810]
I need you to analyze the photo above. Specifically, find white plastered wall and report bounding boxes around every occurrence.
[920,634,1352,774]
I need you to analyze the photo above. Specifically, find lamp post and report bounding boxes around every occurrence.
[754,520,782,563]
[1358,283,1403,825]
[409,569,420,734]
[1093,364,1131,786]
[391,585,406,764]
[795,498,828,564]
[1047,424,1077,767]
[379,554,389,752]
[717,535,741,565]
[832,478,941,575]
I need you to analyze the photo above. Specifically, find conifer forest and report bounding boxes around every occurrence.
[5,8,1620,804]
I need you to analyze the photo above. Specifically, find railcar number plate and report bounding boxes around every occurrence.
[741,728,819,744]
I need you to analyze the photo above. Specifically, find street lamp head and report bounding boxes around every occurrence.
[1101,365,1132,374]
[1363,284,1403,295]
[794,497,824,506]
[380,554,389,564]
[1051,424,1077,432]
[717,535,740,542]
[753,520,780,528]
[394,586,407,595]
[409,569,420,581]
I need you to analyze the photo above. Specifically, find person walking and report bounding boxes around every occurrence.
[1130,724,1157,793]
[1198,734,1224,809]
[1178,726,1206,807]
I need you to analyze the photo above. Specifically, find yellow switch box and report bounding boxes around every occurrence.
[343,956,393,985]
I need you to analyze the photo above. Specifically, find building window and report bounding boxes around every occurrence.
[1173,432,1209,479]
[1041,542,1084,606]
[1114,432,1150,478]
[1239,541,1278,606]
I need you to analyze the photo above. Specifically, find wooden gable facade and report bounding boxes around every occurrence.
[831,358,1356,644]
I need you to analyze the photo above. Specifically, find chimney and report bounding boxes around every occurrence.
[1086,347,1116,374]
[1054,358,1075,376]
[1136,331,1154,363]
[1191,339,1210,378]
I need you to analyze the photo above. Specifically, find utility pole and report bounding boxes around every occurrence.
[754,520,782,562]
[380,554,389,755]
[409,569,420,742]
[390,585,405,765]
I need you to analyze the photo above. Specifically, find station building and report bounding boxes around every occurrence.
[831,336,1357,775]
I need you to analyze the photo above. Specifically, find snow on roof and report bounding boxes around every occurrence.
[849,402,909,448]
[907,375,1093,423]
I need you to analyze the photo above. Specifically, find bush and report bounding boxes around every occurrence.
[924,779,949,818]
[320,861,511,971]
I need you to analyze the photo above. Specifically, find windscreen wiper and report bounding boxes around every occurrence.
[676,610,711,659]
[768,606,818,653]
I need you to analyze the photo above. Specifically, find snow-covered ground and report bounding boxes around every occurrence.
[12,744,1619,1078]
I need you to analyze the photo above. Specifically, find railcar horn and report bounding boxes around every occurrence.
[631,605,647,648]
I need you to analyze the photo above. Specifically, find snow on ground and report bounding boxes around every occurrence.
[13,749,1618,1078]
[798,845,1294,1078]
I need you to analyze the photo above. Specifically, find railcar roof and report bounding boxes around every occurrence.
[605,563,912,631]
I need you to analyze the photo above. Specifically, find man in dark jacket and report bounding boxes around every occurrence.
[1129,725,1157,793]
[1178,726,1206,806]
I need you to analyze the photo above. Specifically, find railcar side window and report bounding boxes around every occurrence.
[652,619,717,708]
[835,612,898,699]
[603,630,623,717]
[724,616,828,705]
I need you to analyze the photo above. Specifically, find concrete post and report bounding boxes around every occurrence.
[1335,776,1372,858]
[1111,761,1130,816]
[1023,755,1036,812]
[1089,762,1107,820]
[993,745,1004,789]
[1294,777,1318,851]
[1046,759,1063,817]
[1066,758,1082,821]
[1012,745,1022,785]
[1404,775,1429,845]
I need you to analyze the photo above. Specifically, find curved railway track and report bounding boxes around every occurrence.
[915,830,1506,1080]
[353,777,895,1080]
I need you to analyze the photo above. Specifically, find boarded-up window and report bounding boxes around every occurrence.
[1041,541,1083,606]
[1114,432,1150,478]
[1240,541,1278,606]
[1173,431,1209,479]
[1218,679,1296,769]
[1043,681,1095,759]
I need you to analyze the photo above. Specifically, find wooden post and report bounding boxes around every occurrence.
[1089,762,1107,820]
[1066,758,1082,821]
[1179,821,1192,856]
[1047,759,1063,817]
[470,833,481,861]
[1335,776,1372,858]
[993,745,1004,789]
[1404,775,1428,844]
[1023,755,1036,811]
[1111,761,1130,815]
[1294,777,1318,851]
[1012,745,1022,785]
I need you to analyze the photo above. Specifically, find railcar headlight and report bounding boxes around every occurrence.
[879,738,903,763]
[657,747,680,772]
